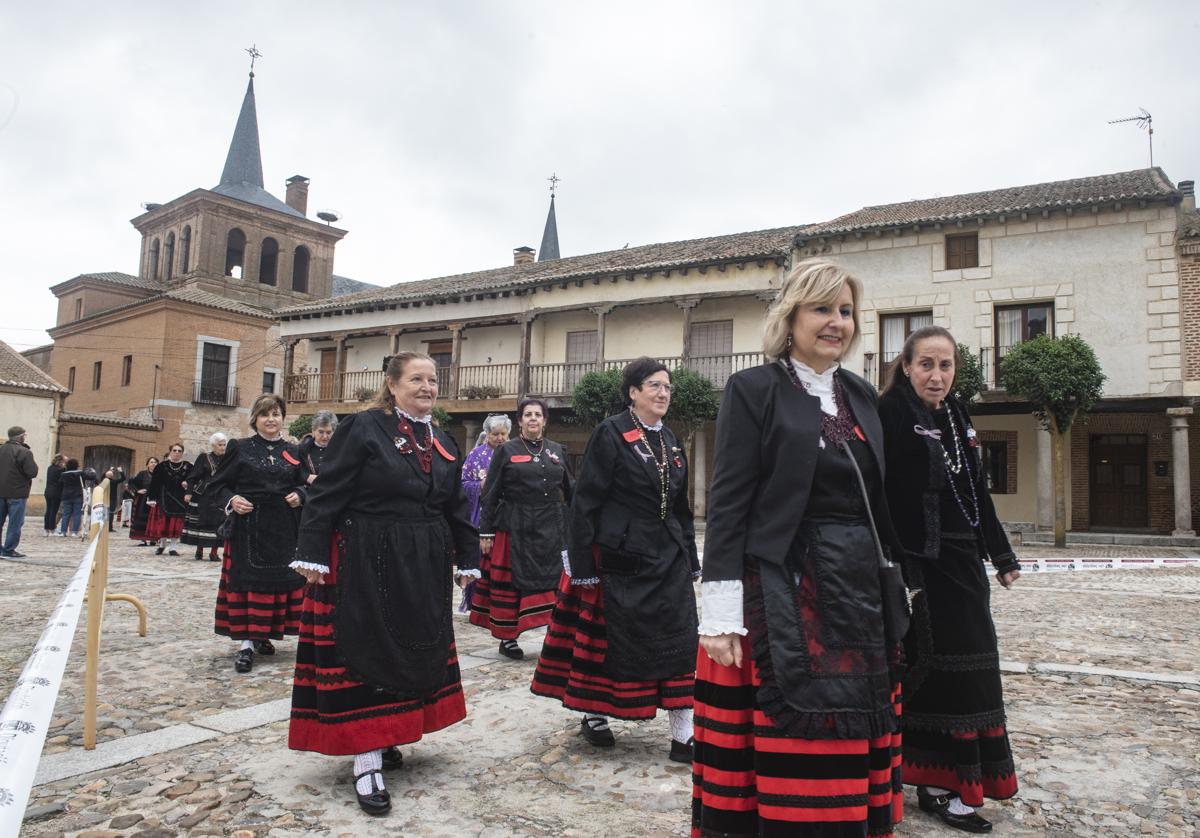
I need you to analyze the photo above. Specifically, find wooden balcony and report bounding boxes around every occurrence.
[283,351,768,412]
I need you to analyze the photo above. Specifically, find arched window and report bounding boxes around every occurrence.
[180,225,191,274]
[225,228,246,279]
[259,237,279,286]
[292,245,310,292]
[164,232,175,280]
[149,238,161,280]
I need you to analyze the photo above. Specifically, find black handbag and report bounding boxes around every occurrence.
[839,441,911,647]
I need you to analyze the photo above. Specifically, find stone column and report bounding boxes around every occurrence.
[463,419,481,447]
[1036,425,1053,530]
[388,329,402,356]
[692,425,708,521]
[677,298,701,363]
[1168,407,1194,536]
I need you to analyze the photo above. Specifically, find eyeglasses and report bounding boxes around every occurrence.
[641,381,673,393]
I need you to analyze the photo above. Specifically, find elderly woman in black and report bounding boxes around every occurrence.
[287,351,479,816]
[879,325,1019,833]
[210,395,308,673]
[692,259,904,837]
[472,397,571,659]
[298,410,338,485]
[146,443,191,555]
[182,432,229,561]
[531,357,699,761]
[127,457,158,545]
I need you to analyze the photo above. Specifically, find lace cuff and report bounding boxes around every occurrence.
[289,560,329,574]
[571,576,600,586]
[698,580,748,636]
[455,568,482,580]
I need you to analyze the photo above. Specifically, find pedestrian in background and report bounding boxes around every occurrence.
[146,443,191,555]
[879,325,1020,833]
[57,458,85,538]
[182,433,229,561]
[0,426,39,558]
[42,452,66,536]
[102,467,126,533]
[127,457,157,545]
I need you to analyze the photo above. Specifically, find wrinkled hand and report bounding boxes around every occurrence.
[137,489,147,495]
[480,537,494,554]
[998,569,1021,588]
[284,492,302,508]
[455,574,472,589]
[183,494,192,504]
[296,566,325,585]
[231,496,254,515]
[700,633,744,668]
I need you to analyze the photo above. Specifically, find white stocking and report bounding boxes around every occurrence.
[668,708,694,742]
[239,639,253,651]
[948,797,975,815]
[353,749,384,795]
[582,714,609,731]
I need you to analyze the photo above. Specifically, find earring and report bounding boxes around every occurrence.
[786,334,793,349]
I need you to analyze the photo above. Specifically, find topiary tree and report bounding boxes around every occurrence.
[570,368,624,429]
[288,414,312,440]
[670,367,722,450]
[1000,334,1105,547]
[952,343,986,404]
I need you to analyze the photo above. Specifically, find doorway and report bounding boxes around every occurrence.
[1089,434,1148,529]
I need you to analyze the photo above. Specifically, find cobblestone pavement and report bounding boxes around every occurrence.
[4,527,1199,837]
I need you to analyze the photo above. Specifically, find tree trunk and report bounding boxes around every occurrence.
[1051,418,1067,548]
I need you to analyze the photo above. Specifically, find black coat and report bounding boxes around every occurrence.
[149,460,192,517]
[297,436,328,484]
[702,362,900,584]
[877,386,1017,574]
[44,464,65,500]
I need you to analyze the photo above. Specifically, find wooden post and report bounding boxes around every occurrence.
[677,298,701,364]
[333,334,347,401]
[591,305,614,366]
[449,324,465,398]
[282,341,296,400]
[518,315,534,396]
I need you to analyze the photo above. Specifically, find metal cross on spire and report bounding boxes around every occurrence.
[245,44,263,78]
[547,172,561,197]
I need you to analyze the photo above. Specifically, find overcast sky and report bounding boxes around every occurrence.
[1,1,1197,353]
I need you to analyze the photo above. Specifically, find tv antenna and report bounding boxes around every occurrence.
[1108,108,1153,167]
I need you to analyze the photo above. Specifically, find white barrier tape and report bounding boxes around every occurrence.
[90,504,106,527]
[0,536,98,833]
[1025,556,1200,573]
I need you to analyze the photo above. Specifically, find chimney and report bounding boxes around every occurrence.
[286,175,310,216]
[513,246,535,265]
[1180,180,1196,213]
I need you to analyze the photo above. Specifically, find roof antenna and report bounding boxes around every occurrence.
[245,44,262,78]
[1108,108,1153,167]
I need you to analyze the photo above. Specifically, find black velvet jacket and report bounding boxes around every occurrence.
[702,362,900,584]
[297,436,328,483]
[292,410,479,571]
[212,436,307,510]
[478,437,573,537]
[149,459,193,517]
[567,411,699,580]
[878,385,1019,575]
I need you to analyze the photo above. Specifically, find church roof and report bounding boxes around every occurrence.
[212,77,303,219]
[49,271,160,295]
[0,339,67,393]
[332,275,380,297]
[539,194,560,261]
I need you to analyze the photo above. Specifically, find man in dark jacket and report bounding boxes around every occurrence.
[0,426,39,558]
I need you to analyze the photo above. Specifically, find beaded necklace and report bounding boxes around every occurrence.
[519,435,545,462]
[938,406,981,528]
[629,408,669,519]
[394,408,433,473]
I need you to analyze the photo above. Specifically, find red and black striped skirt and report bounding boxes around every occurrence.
[468,531,557,640]
[691,637,903,838]
[288,538,467,756]
[902,725,1018,807]
[145,505,184,540]
[128,497,151,541]
[530,571,693,720]
[214,543,303,640]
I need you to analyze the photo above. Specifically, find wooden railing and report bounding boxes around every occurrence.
[458,363,520,398]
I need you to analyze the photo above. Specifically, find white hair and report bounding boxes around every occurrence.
[209,432,228,445]
[313,410,339,430]
[482,414,512,434]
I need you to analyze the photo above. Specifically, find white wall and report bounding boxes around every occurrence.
[5,392,57,496]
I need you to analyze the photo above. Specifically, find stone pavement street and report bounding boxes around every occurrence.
[3,527,1199,837]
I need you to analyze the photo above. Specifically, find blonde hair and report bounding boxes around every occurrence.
[762,259,864,362]
[371,351,437,411]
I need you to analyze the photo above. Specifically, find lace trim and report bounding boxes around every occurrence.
[289,560,329,574]
[698,580,747,636]
[791,359,840,416]
[454,568,482,580]
[571,577,600,586]
[395,407,432,425]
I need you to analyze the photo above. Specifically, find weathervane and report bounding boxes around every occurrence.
[1108,108,1153,167]
[547,172,561,197]
[245,44,263,78]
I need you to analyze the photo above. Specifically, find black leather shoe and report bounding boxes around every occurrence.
[580,717,615,747]
[4,551,26,559]
[354,770,391,815]
[668,737,694,763]
[498,640,524,660]
[155,547,165,555]
[168,550,179,556]
[918,788,993,833]
[234,649,254,673]
[382,746,404,770]
[253,639,276,656]
[194,552,204,560]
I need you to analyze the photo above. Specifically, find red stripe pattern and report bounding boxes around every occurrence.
[145,505,184,540]
[213,544,303,640]
[468,531,557,640]
[287,537,467,756]
[530,572,693,720]
[902,725,1018,807]
[692,637,903,837]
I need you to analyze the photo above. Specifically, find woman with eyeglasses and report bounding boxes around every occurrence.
[531,357,699,762]
[472,401,569,660]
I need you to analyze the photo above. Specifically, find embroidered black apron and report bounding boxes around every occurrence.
[227,492,303,592]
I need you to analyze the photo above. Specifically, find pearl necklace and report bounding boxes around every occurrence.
[939,407,981,528]
[629,409,669,520]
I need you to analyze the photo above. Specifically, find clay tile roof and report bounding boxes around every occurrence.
[799,168,1179,237]
[331,275,380,297]
[163,287,275,319]
[0,339,67,393]
[58,411,160,430]
[277,224,803,317]
[50,271,162,294]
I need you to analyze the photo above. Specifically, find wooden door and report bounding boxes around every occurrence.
[319,348,337,400]
[1090,434,1148,529]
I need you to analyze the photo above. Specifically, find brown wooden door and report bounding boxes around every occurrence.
[319,349,337,400]
[1090,434,1148,529]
